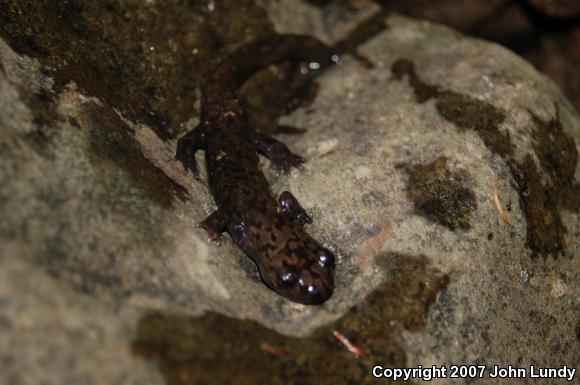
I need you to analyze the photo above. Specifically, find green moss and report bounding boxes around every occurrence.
[400,156,477,230]
[132,253,448,385]
[528,106,580,212]
[510,156,567,257]
[391,58,579,258]
[0,0,273,140]
[83,102,187,208]
[240,62,321,136]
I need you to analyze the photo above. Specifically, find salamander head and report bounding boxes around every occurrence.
[262,243,335,305]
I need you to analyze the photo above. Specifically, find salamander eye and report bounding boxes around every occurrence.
[317,250,335,268]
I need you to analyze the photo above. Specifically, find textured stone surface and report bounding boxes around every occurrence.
[1,2,579,385]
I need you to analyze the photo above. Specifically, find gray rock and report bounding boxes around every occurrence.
[1,5,578,385]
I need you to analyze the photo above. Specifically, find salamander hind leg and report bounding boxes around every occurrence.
[255,132,305,174]
[279,191,312,227]
[199,209,229,243]
[175,124,206,179]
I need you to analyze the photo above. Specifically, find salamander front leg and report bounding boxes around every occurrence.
[255,132,305,174]
[279,191,312,227]
[199,209,228,243]
[175,124,206,179]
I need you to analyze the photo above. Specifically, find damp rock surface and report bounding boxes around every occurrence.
[1,2,579,385]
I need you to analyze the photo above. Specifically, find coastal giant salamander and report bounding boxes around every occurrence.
[176,34,339,304]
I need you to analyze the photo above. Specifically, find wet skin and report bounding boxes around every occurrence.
[176,34,338,304]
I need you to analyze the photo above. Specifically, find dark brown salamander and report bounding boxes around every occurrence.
[176,34,339,304]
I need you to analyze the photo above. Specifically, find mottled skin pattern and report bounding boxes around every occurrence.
[176,35,338,304]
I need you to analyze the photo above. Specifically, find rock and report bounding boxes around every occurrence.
[1,2,579,385]
[527,0,580,19]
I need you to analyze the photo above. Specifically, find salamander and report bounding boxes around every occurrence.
[175,34,339,304]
